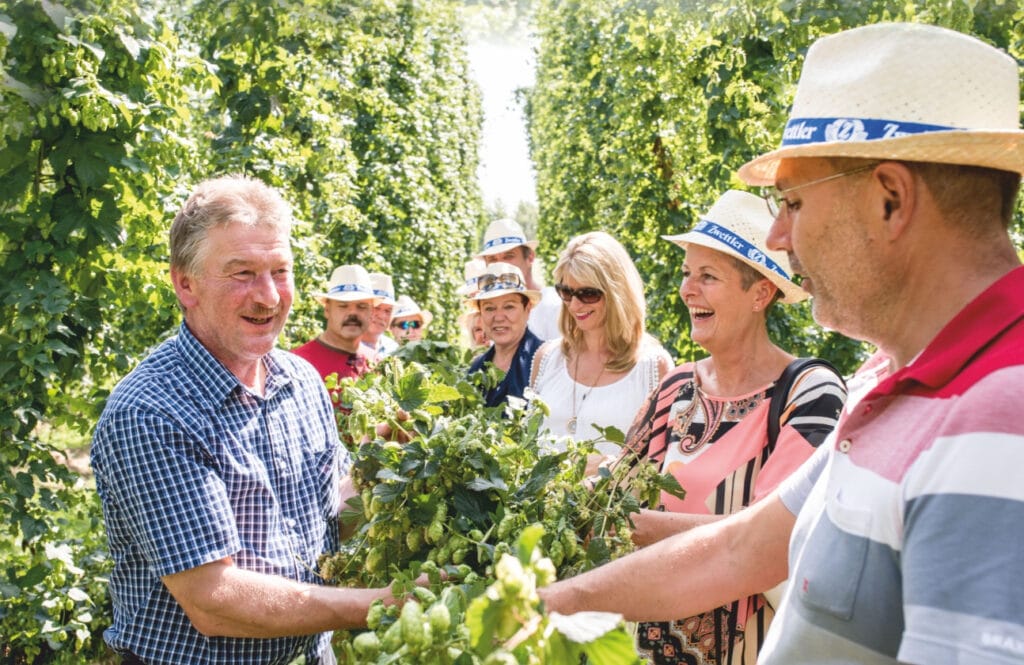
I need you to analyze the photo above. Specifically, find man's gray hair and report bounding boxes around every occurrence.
[170,175,293,277]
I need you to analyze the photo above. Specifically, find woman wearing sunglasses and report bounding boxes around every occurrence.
[615,191,848,665]
[466,263,543,407]
[529,231,673,460]
[389,295,432,344]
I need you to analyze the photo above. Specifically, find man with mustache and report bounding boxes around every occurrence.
[293,264,380,388]
[90,176,394,665]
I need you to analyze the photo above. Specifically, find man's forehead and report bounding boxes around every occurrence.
[213,219,291,241]
[206,221,288,251]
[489,247,526,260]
[214,245,293,271]
[774,157,833,186]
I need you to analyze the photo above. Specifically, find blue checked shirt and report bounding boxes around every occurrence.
[91,324,351,664]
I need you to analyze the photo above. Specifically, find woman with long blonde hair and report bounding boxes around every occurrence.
[530,231,672,457]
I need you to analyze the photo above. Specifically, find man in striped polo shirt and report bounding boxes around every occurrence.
[541,23,1024,664]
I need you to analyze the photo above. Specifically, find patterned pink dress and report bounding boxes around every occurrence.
[621,361,846,665]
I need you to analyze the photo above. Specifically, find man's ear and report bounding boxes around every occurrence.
[171,267,198,310]
[872,161,917,239]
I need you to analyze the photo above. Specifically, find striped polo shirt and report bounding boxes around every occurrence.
[760,266,1024,664]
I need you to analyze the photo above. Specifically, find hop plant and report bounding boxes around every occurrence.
[322,354,685,663]
[340,527,642,664]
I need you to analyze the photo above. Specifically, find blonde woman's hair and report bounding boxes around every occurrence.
[553,231,645,373]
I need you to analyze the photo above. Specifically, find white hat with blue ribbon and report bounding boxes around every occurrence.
[662,190,808,304]
[457,258,488,297]
[368,272,397,306]
[317,265,381,304]
[739,22,1024,185]
[392,295,433,327]
[476,218,539,258]
[465,262,541,306]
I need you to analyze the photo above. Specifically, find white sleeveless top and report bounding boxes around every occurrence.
[530,338,671,456]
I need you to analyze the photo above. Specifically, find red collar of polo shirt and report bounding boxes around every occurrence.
[871,266,1024,400]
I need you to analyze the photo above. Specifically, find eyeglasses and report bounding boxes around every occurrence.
[391,320,421,330]
[477,271,525,293]
[763,163,879,217]
[555,283,603,304]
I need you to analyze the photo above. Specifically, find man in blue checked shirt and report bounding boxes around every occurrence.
[90,175,393,665]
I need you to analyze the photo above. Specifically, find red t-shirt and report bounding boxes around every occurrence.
[291,339,373,383]
[292,339,374,423]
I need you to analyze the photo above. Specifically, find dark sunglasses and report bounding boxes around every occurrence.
[391,320,421,330]
[477,271,525,293]
[555,283,603,304]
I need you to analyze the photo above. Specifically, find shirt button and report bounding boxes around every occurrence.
[838,439,852,453]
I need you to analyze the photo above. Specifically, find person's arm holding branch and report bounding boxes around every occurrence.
[541,491,794,622]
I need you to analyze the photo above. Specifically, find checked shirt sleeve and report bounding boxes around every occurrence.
[94,401,241,578]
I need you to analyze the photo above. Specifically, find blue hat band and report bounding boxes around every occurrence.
[692,220,790,281]
[372,288,394,299]
[327,283,373,296]
[781,116,958,147]
[482,235,526,251]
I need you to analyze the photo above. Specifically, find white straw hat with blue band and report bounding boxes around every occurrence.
[662,190,808,304]
[457,258,488,297]
[392,295,433,327]
[317,265,382,304]
[738,22,1024,185]
[368,272,397,306]
[476,218,539,258]
[465,262,541,306]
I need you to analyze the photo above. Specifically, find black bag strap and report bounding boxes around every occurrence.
[767,357,844,453]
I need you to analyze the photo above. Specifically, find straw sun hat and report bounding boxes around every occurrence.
[457,258,488,297]
[475,218,539,258]
[738,22,1024,185]
[662,190,808,305]
[392,295,433,327]
[465,262,541,307]
[317,265,382,304]
[367,272,397,306]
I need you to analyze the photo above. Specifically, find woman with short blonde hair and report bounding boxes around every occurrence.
[621,190,847,665]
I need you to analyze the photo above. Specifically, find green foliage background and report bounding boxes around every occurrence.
[526,0,1024,370]
[2,0,1023,661]
[1,0,481,660]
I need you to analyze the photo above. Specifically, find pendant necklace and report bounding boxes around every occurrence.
[567,352,606,436]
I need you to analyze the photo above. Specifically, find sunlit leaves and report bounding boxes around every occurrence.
[528,0,1024,373]
[2,1,485,659]
[0,0,212,658]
